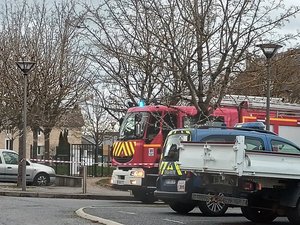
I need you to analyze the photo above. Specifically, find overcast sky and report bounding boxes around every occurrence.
[2,0,299,48]
[276,0,300,48]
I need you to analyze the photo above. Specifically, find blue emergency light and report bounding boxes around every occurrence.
[139,99,145,107]
[235,122,266,130]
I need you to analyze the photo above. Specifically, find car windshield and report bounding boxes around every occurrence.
[162,133,190,161]
[119,112,150,140]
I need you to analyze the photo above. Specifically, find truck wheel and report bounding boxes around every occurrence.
[169,202,195,214]
[132,190,157,204]
[241,206,277,223]
[198,193,228,216]
[287,201,300,224]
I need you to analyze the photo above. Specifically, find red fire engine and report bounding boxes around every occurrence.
[111,95,300,203]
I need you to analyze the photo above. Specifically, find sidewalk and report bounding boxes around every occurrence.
[0,177,134,201]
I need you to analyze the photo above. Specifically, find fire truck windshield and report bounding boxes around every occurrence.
[119,112,150,140]
[162,133,189,161]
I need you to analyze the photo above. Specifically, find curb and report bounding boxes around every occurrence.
[76,207,124,225]
[0,190,135,200]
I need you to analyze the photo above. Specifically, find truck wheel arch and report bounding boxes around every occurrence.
[280,184,300,207]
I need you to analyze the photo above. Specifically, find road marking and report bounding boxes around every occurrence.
[118,210,136,215]
[163,218,185,224]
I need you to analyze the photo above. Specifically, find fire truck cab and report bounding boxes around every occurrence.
[111,105,200,203]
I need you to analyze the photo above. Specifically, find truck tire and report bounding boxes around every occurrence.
[287,201,300,224]
[198,193,228,216]
[241,206,277,223]
[132,190,157,204]
[169,202,195,214]
[198,201,228,216]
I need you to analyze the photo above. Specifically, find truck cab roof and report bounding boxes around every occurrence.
[163,127,300,161]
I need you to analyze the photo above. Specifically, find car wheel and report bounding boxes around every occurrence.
[241,206,277,223]
[169,202,195,214]
[198,193,228,216]
[33,173,50,186]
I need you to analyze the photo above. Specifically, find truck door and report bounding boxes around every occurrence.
[2,151,19,181]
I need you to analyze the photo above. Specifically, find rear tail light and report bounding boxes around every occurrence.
[240,181,260,191]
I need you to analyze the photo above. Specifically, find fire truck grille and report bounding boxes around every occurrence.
[114,155,133,163]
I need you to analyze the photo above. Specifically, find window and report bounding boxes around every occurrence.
[5,139,13,150]
[119,112,150,139]
[162,133,190,161]
[271,140,300,154]
[201,135,236,143]
[146,112,161,141]
[2,152,18,165]
[245,137,264,151]
[38,128,42,136]
[162,112,177,140]
[37,146,45,156]
[201,135,264,150]
[184,115,225,127]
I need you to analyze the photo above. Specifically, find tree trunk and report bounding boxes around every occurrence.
[44,128,52,161]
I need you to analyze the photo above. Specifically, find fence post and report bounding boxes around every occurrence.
[82,165,87,194]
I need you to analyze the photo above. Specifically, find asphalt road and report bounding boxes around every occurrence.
[0,196,291,225]
[82,201,290,225]
[0,196,100,225]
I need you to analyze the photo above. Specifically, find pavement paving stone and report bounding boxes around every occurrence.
[0,177,134,200]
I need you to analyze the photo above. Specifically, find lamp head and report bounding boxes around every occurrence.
[16,60,35,74]
[256,43,282,59]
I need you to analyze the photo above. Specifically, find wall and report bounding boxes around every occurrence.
[0,127,82,158]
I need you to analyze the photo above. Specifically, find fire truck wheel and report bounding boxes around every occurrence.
[287,200,300,224]
[198,193,228,216]
[132,190,157,204]
[168,202,195,214]
[241,206,277,223]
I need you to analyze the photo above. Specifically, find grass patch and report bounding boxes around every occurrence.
[96,178,111,187]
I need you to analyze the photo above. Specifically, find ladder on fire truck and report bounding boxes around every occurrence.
[220,95,300,112]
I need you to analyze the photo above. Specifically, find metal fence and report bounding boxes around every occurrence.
[54,144,114,177]
[70,144,96,176]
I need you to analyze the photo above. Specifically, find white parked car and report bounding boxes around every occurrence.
[0,149,56,186]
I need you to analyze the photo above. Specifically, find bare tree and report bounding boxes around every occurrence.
[0,0,90,164]
[82,0,299,121]
[80,0,181,111]
[81,92,117,175]
[229,48,300,103]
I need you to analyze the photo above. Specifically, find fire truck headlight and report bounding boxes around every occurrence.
[130,170,145,178]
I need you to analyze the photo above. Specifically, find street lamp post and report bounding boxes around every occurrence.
[256,43,282,131]
[16,60,35,191]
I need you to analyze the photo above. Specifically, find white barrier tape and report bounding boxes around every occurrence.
[31,159,159,167]
[30,158,114,166]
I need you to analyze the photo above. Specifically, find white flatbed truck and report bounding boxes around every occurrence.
[178,136,300,224]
